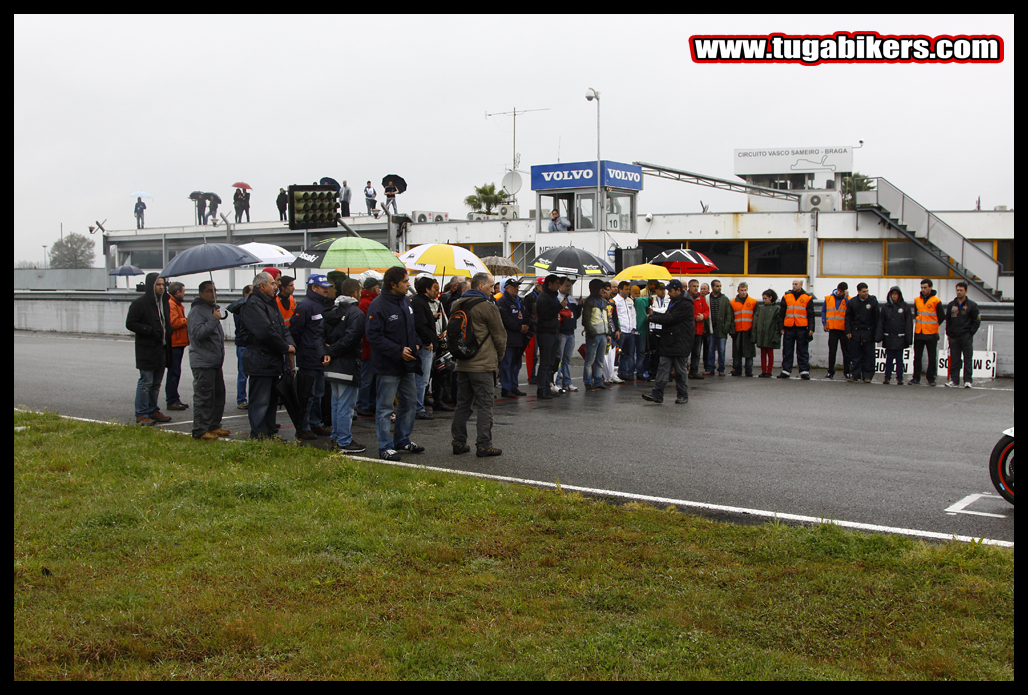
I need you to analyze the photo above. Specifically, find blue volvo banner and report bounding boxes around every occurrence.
[531,160,643,191]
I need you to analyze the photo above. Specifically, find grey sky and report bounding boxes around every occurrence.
[14,14,1014,266]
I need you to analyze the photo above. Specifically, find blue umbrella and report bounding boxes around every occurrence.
[320,177,341,193]
[160,243,262,278]
[130,191,153,199]
[109,264,144,276]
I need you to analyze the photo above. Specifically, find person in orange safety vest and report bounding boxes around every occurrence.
[820,281,851,379]
[778,278,815,379]
[730,282,758,377]
[910,278,946,386]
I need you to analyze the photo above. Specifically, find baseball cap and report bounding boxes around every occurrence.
[665,279,684,290]
[307,274,333,288]
[503,278,521,288]
[535,277,546,285]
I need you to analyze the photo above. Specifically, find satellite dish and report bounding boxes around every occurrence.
[501,171,522,196]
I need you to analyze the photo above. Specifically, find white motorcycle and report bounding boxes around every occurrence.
[989,421,1014,505]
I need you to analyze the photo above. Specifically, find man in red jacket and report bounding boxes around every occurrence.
[355,276,381,416]
[687,279,708,379]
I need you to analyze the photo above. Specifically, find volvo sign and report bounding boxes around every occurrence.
[532,160,644,191]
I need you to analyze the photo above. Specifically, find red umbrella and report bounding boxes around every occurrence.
[232,182,252,190]
[651,248,718,274]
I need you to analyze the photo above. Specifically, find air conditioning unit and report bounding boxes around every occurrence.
[800,191,841,212]
[498,204,520,219]
[412,210,449,223]
[467,212,490,221]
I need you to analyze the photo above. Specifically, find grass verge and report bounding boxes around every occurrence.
[14,410,1014,679]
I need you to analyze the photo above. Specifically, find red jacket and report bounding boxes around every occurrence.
[358,288,378,360]
[692,294,709,335]
[170,294,189,347]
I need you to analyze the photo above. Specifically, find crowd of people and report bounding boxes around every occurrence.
[126,266,982,458]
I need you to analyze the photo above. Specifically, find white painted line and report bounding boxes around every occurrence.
[944,493,1007,519]
[15,409,1014,548]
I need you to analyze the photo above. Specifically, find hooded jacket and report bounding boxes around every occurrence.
[876,286,913,349]
[290,285,332,370]
[323,295,366,383]
[451,289,506,373]
[187,295,225,369]
[125,272,172,371]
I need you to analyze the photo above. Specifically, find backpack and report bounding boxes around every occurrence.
[446,297,486,360]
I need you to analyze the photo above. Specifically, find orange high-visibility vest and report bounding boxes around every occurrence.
[277,294,296,327]
[731,296,757,331]
[783,292,812,327]
[914,294,941,335]
[824,294,848,331]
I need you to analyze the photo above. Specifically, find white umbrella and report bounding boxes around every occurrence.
[237,242,297,265]
[398,243,487,278]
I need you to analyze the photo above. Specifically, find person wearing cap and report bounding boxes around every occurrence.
[646,281,669,380]
[642,278,694,404]
[290,274,336,439]
[498,277,530,397]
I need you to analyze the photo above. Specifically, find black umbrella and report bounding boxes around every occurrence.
[160,243,262,278]
[531,246,614,277]
[275,356,306,436]
[204,192,222,205]
[109,264,144,276]
[290,237,341,269]
[320,177,341,193]
[381,174,407,194]
[188,190,204,201]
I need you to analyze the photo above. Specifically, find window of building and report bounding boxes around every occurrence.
[820,241,884,276]
[747,240,808,276]
[576,193,596,231]
[686,241,745,275]
[605,192,634,232]
[129,250,164,269]
[996,240,1014,274]
[468,243,502,259]
[538,193,574,231]
[885,240,950,277]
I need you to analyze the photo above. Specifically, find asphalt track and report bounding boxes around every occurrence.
[14,330,1015,545]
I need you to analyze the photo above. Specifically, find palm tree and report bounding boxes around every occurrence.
[464,183,508,215]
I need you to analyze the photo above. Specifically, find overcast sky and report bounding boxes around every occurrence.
[14,14,1014,266]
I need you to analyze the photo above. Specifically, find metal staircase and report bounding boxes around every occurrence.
[856,178,1002,301]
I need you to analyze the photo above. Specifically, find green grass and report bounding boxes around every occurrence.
[14,410,1014,680]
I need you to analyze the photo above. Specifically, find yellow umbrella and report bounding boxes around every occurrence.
[398,243,487,278]
[613,263,673,283]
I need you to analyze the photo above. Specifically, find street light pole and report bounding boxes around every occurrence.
[586,88,602,231]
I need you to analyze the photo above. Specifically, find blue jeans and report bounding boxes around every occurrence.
[582,334,607,387]
[617,332,637,379]
[235,345,248,404]
[706,336,727,373]
[135,368,164,418]
[375,372,416,453]
[166,346,185,406]
[415,347,434,413]
[557,333,576,387]
[499,345,524,392]
[329,380,359,446]
[633,333,648,378]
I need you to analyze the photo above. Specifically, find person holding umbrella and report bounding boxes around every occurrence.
[238,271,296,439]
[384,180,399,214]
[234,188,246,223]
[134,197,147,229]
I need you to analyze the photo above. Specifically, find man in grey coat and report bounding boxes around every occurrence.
[187,281,228,439]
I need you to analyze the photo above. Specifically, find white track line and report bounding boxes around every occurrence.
[15,409,1013,548]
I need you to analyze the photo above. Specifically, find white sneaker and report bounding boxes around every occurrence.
[945,381,960,388]
[611,376,624,383]
[565,385,580,392]
[964,382,973,388]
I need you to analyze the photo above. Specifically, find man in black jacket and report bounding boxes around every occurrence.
[845,282,880,383]
[125,273,174,425]
[641,279,694,404]
[290,274,335,439]
[534,275,564,399]
[944,281,981,388]
[239,271,296,439]
[497,278,530,398]
[323,279,367,453]
[411,275,442,418]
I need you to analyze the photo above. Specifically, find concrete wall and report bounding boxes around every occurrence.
[14,268,109,290]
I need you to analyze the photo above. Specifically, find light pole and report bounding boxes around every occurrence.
[42,245,47,269]
[585,88,602,231]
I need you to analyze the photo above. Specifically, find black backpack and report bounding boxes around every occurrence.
[446,297,486,360]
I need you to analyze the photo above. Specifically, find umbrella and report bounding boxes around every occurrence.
[479,255,520,276]
[205,192,222,205]
[290,237,340,269]
[159,243,262,278]
[399,243,486,278]
[109,264,144,289]
[650,248,719,274]
[530,246,614,276]
[320,177,341,193]
[232,182,252,190]
[613,263,673,283]
[321,237,403,272]
[275,356,306,436]
[237,242,297,265]
[381,174,407,194]
[188,190,204,201]
[130,191,153,199]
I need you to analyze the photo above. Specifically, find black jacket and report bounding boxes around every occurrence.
[410,293,440,351]
[646,292,694,357]
[365,290,419,377]
[323,296,366,383]
[945,296,981,339]
[290,286,332,370]
[845,293,880,342]
[534,286,562,334]
[125,272,172,371]
[497,291,530,349]
[238,289,295,376]
[876,286,914,349]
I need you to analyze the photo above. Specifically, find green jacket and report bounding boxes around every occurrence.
[708,292,735,339]
[752,302,781,349]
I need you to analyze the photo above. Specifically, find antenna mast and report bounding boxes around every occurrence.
[486,106,549,178]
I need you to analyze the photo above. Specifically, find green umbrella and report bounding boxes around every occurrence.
[296,237,403,272]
